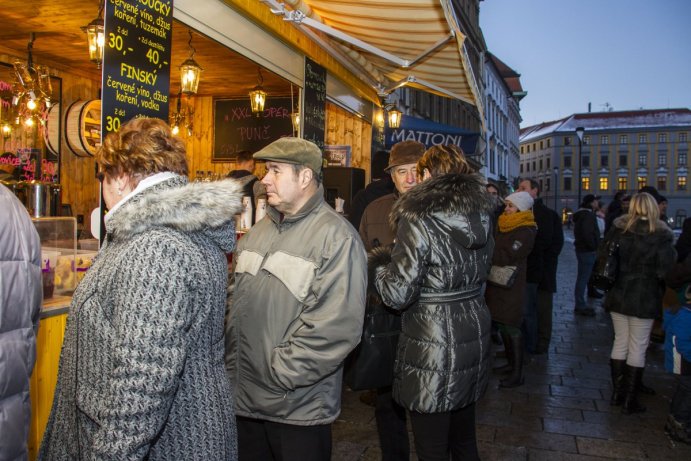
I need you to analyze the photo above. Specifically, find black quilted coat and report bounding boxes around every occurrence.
[602,215,677,319]
[371,173,495,414]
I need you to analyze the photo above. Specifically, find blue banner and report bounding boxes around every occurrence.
[385,115,479,155]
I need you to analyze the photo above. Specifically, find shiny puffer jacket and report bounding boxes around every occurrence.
[372,173,495,414]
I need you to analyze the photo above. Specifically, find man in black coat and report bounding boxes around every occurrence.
[518,179,564,353]
[348,150,395,229]
[573,194,601,316]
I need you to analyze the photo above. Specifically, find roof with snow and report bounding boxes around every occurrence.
[520,109,691,142]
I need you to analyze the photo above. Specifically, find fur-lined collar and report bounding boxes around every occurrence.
[106,176,243,250]
[612,214,673,236]
[390,173,495,229]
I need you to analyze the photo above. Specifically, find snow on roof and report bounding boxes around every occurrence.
[520,109,691,142]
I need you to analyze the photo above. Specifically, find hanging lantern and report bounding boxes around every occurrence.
[82,4,105,69]
[180,30,203,95]
[387,107,402,129]
[249,68,267,116]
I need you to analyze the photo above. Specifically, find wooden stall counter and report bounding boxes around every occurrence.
[28,296,70,460]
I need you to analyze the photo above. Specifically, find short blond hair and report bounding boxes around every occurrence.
[624,192,659,233]
[97,117,188,180]
[416,144,474,179]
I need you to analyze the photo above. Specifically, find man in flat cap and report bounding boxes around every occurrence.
[355,140,425,461]
[225,137,367,461]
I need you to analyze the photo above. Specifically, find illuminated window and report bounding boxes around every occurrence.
[657,176,667,191]
[678,176,687,191]
[582,177,590,191]
[617,177,628,191]
[599,177,608,190]
[638,176,647,189]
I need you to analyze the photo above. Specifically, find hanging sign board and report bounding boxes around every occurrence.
[101,0,174,135]
[385,115,480,155]
[302,57,326,151]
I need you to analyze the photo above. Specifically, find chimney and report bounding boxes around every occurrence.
[588,102,592,113]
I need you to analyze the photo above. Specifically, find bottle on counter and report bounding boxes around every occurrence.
[255,198,267,224]
[240,196,253,231]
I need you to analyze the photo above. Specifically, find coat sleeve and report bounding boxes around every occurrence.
[91,239,197,460]
[657,230,678,279]
[549,212,564,256]
[373,218,430,309]
[270,235,367,391]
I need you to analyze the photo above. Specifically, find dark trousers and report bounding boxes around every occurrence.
[375,387,410,461]
[536,289,554,351]
[237,416,331,461]
[671,375,691,426]
[409,403,479,461]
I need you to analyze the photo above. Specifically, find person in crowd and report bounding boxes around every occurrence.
[573,194,602,316]
[39,118,241,460]
[600,192,676,415]
[486,191,537,388]
[370,144,494,460]
[639,185,671,228]
[225,137,367,461]
[485,182,505,227]
[605,191,627,234]
[228,150,259,220]
[0,184,42,460]
[663,219,691,444]
[356,140,424,461]
[348,149,396,229]
[517,179,564,355]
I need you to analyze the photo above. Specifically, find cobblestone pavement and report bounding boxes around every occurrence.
[332,230,691,460]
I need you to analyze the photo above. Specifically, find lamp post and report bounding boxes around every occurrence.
[553,166,559,211]
[575,126,585,207]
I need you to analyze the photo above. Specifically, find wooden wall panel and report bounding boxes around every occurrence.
[326,102,372,181]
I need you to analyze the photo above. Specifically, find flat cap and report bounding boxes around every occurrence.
[253,137,323,173]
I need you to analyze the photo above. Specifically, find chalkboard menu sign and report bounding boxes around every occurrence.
[213,97,294,161]
[302,57,326,151]
[101,0,174,135]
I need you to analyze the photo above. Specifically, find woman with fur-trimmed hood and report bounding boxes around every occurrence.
[370,144,495,461]
[39,118,242,460]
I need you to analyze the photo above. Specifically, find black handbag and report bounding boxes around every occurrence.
[344,295,401,391]
[592,236,620,291]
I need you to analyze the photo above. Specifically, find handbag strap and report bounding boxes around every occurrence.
[418,287,482,304]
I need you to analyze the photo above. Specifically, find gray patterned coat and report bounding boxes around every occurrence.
[372,173,495,414]
[39,176,242,460]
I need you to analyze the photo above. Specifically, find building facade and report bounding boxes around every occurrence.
[520,109,690,227]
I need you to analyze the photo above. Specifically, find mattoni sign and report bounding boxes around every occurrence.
[385,115,480,155]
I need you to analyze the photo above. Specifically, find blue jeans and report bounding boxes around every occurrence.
[574,251,596,309]
[523,283,539,353]
[671,375,691,427]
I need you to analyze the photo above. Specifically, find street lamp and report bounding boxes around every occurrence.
[575,126,585,207]
[553,166,559,211]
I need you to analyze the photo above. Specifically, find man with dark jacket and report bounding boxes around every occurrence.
[357,140,425,461]
[518,179,564,353]
[227,150,259,221]
[573,194,601,316]
[0,185,42,460]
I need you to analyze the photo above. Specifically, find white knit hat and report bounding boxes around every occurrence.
[504,191,534,212]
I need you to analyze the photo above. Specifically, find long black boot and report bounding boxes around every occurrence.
[622,365,646,414]
[500,333,524,388]
[493,333,513,375]
[610,359,626,406]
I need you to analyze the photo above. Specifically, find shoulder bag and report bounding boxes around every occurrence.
[592,236,620,291]
[487,265,518,288]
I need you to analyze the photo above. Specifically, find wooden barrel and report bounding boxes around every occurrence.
[64,99,101,157]
[43,103,61,157]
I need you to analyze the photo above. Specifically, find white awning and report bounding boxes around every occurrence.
[261,0,483,115]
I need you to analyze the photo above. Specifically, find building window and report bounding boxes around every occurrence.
[547,139,551,148]
[564,155,571,167]
[618,177,628,191]
[638,176,647,189]
[539,159,543,170]
[678,176,688,191]
[546,178,551,191]
[679,152,687,166]
[582,177,590,191]
[539,179,544,191]
[564,136,571,146]
[659,133,667,143]
[620,135,628,144]
[657,176,667,191]
[547,158,551,169]
[619,154,627,166]
[599,177,608,191]
[638,153,647,166]
[639,134,647,143]
[527,145,531,153]
[602,135,609,145]
[582,155,590,168]
[520,164,524,173]
[658,153,667,167]
[540,141,544,150]
[601,154,609,167]
[532,161,536,171]
[564,177,572,191]
[583,135,591,145]
[680,133,688,142]
[520,146,524,154]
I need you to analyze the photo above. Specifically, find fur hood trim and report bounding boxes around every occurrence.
[108,176,243,240]
[612,214,673,236]
[390,173,494,229]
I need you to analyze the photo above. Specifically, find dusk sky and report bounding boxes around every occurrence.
[479,0,691,128]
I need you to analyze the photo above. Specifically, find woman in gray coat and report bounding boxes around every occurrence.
[0,185,42,461]
[39,118,242,460]
[371,145,495,461]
